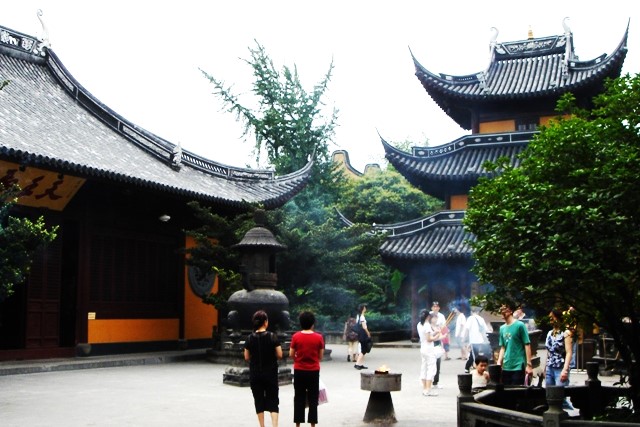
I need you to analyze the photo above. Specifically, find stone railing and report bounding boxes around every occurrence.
[457,362,633,426]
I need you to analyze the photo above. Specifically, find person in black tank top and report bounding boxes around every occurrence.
[244,310,283,427]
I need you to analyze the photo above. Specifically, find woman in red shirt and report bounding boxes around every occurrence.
[289,311,325,427]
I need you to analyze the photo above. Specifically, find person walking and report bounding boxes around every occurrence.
[464,307,490,373]
[545,308,573,385]
[496,304,533,385]
[243,310,283,427]
[354,303,372,370]
[290,311,325,427]
[342,315,359,363]
[453,307,469,360]
[430,301,446,388]
[545,308,574,409]
[418,309,442,396]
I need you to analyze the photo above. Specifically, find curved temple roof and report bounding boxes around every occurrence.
[0,24,312,209]
[377,210,474,261]
[335,208,472,261]
[412,22,629,129]
[381,131,532,200]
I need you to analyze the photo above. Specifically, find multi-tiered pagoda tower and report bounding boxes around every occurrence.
[378,20,628,329]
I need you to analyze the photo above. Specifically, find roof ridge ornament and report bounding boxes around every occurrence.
[36,9,51,52]
[562,17,572,78]
[170,141,182,170]
[482,27,498,94]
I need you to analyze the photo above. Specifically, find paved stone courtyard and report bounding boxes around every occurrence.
[0,343,613,426]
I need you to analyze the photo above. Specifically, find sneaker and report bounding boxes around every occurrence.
[464,369,470,374]
[433,384,443,389]
[425,390,439,396]
[354,365,368,370]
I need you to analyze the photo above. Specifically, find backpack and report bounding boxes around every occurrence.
[346,318,359,341]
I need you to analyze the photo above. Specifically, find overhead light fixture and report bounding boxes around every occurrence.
[158,214,171,222]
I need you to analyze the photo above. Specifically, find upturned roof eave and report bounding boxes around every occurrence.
[0,146,311,209]
[376,210,476,260]
[380,131,529,193]
[46,49,300,183]
[411,24,628,104]
[0,23,312,209]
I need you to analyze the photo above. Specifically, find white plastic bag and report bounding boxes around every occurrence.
[318,379,328,405]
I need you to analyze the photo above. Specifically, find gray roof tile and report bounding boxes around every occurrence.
[412,27,628,129]
[0,24,311,209]
[377,211,474,260]
[382,132,531,200]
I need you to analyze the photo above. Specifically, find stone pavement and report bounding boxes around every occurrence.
[0,342,615,427]
[0,342,463,426]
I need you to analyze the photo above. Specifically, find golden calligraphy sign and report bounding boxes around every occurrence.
[0,160,85,211]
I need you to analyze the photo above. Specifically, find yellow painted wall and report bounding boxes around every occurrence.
[479,120,515,134]
[183,236,219,340]
[332,151,362,179]
[85,237,219,344]
[540,116,554,126]
[88,318,179,343]
[540,115,570,127]
[450,195,468,210]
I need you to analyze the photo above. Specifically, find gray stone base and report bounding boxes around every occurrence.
[223,366,292,387]
[206,347,244,365]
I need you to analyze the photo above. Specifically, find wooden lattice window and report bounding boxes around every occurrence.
[516,117,539,131]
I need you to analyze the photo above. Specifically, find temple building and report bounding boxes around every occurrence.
[0,22,311,360]
[376,20,628,326]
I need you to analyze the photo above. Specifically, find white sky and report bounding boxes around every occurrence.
[3,1,638,172]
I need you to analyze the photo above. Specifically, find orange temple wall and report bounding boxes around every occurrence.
[86,236,218,344]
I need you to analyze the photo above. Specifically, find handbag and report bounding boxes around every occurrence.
[362,337,373,354]
[355,315,369,342]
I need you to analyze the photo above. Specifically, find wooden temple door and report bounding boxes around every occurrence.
[25,238,63,349]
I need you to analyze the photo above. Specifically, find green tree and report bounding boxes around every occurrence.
[201,40,341,208]
[337,167,443,225]
[465,74,640,417]
[198,43,430,327]
[265,204,390,318]
[0,184,58,302]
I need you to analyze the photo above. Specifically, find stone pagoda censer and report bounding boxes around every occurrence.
[208,210,292,386]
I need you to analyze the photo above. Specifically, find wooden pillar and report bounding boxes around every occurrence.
[410,274,418,341]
